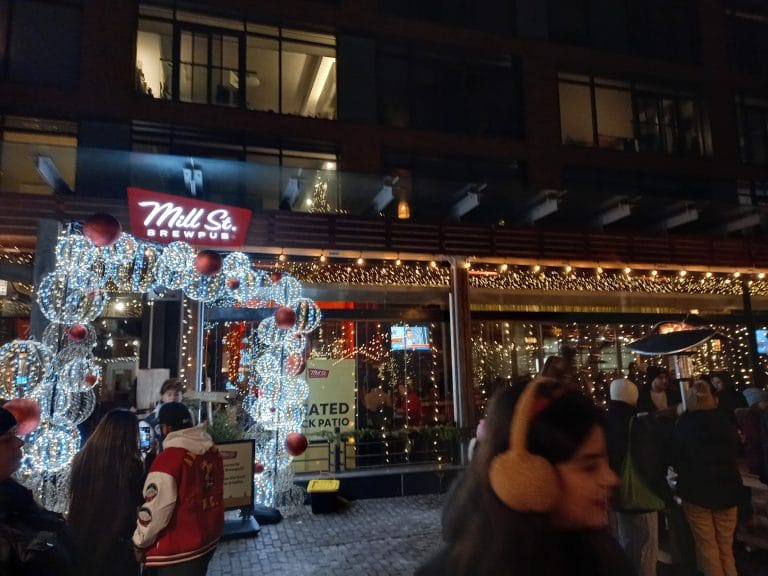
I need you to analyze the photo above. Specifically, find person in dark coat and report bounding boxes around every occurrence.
[637,366,679,417]
[710,371,747,425]
[674,380,742,576]
[607,377,667,576]
[419,377,634,576]
[0,403,78,576]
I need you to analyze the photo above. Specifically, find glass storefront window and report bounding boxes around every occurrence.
[469,319,754,418]
[204,305,454,472]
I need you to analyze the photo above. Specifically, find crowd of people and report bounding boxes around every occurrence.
[419,359,768,576]
[2,360,768,575]
[0,379,224,575]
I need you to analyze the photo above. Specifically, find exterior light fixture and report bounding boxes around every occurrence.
[397,200,411,219]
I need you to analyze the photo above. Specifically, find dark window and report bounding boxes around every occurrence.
[380,0,515,35]
[626,0,699,63]
[378,46,523,138]
[382,151,523,224]
[7,0,81,86]
[729,12,768,76]
[736,97,768,165]
[548,0,590,45]
[547,0,699,63]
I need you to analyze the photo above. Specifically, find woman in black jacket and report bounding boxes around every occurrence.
[674,380,742,576]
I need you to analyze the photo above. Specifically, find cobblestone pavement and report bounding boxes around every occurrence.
[208,493,768,576]
[208,494,445,576]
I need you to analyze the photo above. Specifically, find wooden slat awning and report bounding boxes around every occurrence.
[1,193,767,271]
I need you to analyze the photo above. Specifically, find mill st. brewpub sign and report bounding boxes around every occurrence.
[127,187,252,248]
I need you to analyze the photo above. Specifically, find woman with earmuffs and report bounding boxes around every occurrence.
[418,377,634,576]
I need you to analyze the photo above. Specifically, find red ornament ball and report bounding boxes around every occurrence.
[285,432,308,457]
[226,277,241,290]
[274,306,297,329]
[4,398,41,435]
[194,250,223,277]
[286,354,306,376]
[83,213,122,247]
[84,373,98,387]
[254,461,265,474]
[270,271,283,283]
[67,324,88,342]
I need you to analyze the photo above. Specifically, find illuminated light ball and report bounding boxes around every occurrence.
[286,354,306,376]
[274,306,297,329]
[67,324,88,343]
[194,250,223,277]
[270,271,283,283]
[226,277,241,290]
[254,461,265,474]
[285,432,308,457]
[82,213,122,247]
[3,398,41,435]
[84,373,98,387]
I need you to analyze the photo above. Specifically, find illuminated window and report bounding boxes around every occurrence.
[136,5,337,119]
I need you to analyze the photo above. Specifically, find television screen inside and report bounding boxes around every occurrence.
[757,329,768,355]
[391,325,431,351]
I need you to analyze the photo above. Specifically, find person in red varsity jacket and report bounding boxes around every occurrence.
[133,402,224,575]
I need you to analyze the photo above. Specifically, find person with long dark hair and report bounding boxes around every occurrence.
[68,409,145,576]
[419,377,633,576]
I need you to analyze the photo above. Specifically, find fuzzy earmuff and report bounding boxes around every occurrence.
[488,378,560,513]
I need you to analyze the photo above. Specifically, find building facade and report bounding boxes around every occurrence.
[1,0,768,473]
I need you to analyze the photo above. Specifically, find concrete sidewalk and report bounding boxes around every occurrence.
[208,494,445,576]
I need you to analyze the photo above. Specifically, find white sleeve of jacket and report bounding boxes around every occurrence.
[132,470,178,549]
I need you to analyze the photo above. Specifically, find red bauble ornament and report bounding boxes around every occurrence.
[285,432,308,457]
[67,324,88,342]
[226,277,240,290]
[194,250,223,276]
[4,398,41,435]
[82,213,122,247]
[274,306,297,329]
[286,354,306,376]
[254,461,265,474]
[270,271,283,283]
[84,373,98,387]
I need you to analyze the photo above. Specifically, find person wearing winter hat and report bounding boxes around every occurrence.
[637,366,679,416]
[607,378,663,576]
[133,402,223,575]
[674,380,742,576]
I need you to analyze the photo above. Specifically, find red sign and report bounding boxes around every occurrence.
[308,368,329,379]
[127,187,252,247]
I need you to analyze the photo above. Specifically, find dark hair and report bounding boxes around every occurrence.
[160,377,183,395]
[709,371,733,389]
[440,380,607,575]
[645,365,668,387]
[68,410,144,568]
